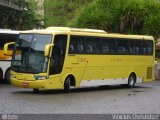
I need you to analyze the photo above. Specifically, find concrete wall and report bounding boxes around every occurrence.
[0,0,23,11]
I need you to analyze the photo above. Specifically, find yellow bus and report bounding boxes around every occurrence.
[0,29,20,83]
[4,27,155,92]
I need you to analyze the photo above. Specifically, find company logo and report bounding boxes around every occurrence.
[1,114,8,120]
[1,114,18,120]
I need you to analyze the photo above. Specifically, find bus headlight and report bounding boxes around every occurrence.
[11,74,16,78]
[34,76,48,80]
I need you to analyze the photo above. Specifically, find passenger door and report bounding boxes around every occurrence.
[49,35,67,75]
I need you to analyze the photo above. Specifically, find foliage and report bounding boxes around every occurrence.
[70,0,160,39]
[20,9,40,30]
[144,14,160,39]
[0,10,20,29]
[13,0,24,6]
[27,0,44,20]
[44,0,93,27]
[0,1,40,30]
[143,0,160,38]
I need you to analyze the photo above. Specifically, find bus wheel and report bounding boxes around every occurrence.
[33,89,39,93]
[5,69,10,83]
[128,74,136,88]
[64,77,71,92]
[0,69,3,82]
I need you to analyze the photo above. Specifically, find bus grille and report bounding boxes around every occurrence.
[147,67,152,79]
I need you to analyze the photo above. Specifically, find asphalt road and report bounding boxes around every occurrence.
[0,80,160,114]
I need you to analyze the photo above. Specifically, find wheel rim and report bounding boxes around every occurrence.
[65,77,71,91]
[129,76,135,87]
[67,77,71,89]
[130,78,134,86]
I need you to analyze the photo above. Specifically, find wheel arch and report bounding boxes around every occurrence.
[128,72,137,83]
[64,74,76,87]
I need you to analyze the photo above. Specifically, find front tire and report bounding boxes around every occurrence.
[5,69,10,83]
[64,77,71,92]
[128,74,136,88]
[33,89,39,93]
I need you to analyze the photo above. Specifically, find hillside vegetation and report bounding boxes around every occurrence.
[43,0,160,38]
[70,0,160,38]
[1,0,159,38]
[44,0,93,27]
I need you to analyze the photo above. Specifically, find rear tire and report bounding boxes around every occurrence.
[64,77,71,92]
[128,74,136,88]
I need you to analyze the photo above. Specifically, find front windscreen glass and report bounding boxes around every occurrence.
[11,33,52,73]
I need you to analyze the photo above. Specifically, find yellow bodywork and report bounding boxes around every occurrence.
[9,27,155,90]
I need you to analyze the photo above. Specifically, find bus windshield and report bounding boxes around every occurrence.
[11,33,52,74]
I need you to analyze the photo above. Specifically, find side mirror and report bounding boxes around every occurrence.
[4,42,15,56]
[44,44,54,57]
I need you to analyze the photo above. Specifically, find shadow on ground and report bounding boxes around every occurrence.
[12,85,151,95]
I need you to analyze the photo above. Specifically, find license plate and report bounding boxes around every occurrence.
[22,82,29,87]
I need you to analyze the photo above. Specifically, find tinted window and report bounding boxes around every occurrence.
[86,37,100,53]
[101,38,115,54]
[129,40,142,54]
[116,39,129,54]
[76,37,85,53]
[0,33,18,50]
[69,36,101,54]
[69,35,153,55]
[0,33,6,50]
[69,37,76,53]
[69,36,85,54]
[142,41,153,55]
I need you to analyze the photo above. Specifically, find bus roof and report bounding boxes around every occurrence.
[0,29,21,34]
[20,27,154,40]
[46,27,107,34]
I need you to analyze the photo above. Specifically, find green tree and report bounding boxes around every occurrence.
[44,0,93,27]
[70,0,160,39]
[0,1,40,30]
[20,9,40,30]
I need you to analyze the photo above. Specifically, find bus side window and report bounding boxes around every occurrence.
[70,44,74,51]
[92,38,100,53]
[76,37,84,53]
[116,38,129,54]
[86,37,100,53]
[69,37,76,54]
[87,44,93,52]
[86,38,93,53]
[142,41,153,55]
[0,33,6,50]
[130,40,141,54]
[108,38,116,53]
[101,39,109,53]
[77,44,84,52]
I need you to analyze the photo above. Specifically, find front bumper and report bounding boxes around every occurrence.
[11,78,47,89]
[11,77,64,90]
